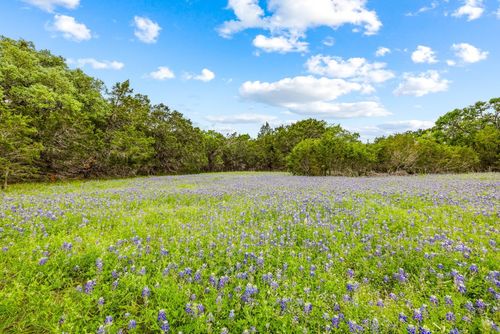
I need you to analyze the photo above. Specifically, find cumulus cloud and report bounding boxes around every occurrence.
[49,15,92,41]
[451,43,488,63]
[394,70,450,97]
[240,76,389,118]
[376,120,435,131]
[306,55,394,85]
[241,76,366,104]
[411,45,438,64]
[70,58,124,70]
[134,16,161,43]
[23,0,79,12]
[185,69,216,82]
[452,0,484,21]
[149,66,175,80]
[284,101,390,118]
[352,120,435,140]
[375,47,390,57]
[206,113,278,124]
[219,0,382,53]
[253,34,308,53]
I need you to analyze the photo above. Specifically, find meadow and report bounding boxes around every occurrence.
[0,173,499,333]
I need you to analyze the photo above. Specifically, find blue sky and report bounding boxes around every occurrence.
[1,0,499,139]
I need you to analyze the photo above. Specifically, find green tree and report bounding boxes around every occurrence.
[0,111,42,189]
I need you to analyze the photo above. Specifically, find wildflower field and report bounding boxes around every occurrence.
[0,173,499,333]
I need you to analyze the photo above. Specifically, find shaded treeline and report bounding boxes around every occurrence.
[1,37,499,188]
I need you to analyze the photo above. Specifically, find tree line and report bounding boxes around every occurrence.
[1,37,499,188]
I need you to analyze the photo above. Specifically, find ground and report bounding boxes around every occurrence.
[0,173,499,333]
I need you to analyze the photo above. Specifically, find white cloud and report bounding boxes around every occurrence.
[206,113,278,124]
[405,1,439,17]
[452,0,484,21]
[446,59,457,66]
[23,0,79,12]
[496,6,500,19]
[451,43,488,63]
[149,66,175,80]
[375,47,391,57]
[185,68,216,82]
[241,76,366,104]
[352,120,435,140]
[322,36,335,47]
[411,45,438,64]
[376,120,435,131]
[394,70,450,97]
[219,0,382,53]
[240,76,389,118]
[49,15,92,41]
[306,55,394,84]
[284,101,390,118]
[134,16,161,43]
[219,0,265,37]
[70,58,124,70]
[253,34,308,53]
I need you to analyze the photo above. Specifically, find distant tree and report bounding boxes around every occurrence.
[0,37,107,178]
[473,125,500,170]
[0,111,42,189]
[374,133,419,173]
[287,139,322,176]
[102,81,154,175]
[148,103,206,174]
[203,130,225,172]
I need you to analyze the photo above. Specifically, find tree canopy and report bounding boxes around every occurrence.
[0,37,498,187]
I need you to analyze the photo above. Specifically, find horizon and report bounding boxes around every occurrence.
[1,0,499,140]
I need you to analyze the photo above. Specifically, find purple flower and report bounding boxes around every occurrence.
[304,302,312,314]
[407,325,416,334]
[347,320,363,333]
[39,257,48,265]
[413,309,423,322]
[475,299,486,310]
[160,320,170,333]
[158,309,167,322]
[185,303,194,316]
[331,315,340,328]
[128,319,137,329]
[419,327,432,334]
[85,280,96,294]
[104,316,113,325]
[142,286,150,298]
[96,258,103,272]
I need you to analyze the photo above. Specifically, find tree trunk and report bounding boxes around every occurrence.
[2,169,8,191]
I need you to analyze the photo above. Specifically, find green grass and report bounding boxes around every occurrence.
[0,173,499,333]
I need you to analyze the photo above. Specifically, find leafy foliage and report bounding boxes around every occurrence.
[0,36,498,187]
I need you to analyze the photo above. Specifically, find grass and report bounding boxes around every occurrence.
[0,172,499,333]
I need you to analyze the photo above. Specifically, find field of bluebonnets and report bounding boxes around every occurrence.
[0,172,499,333]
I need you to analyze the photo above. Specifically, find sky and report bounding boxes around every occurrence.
[1,0,499,140]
